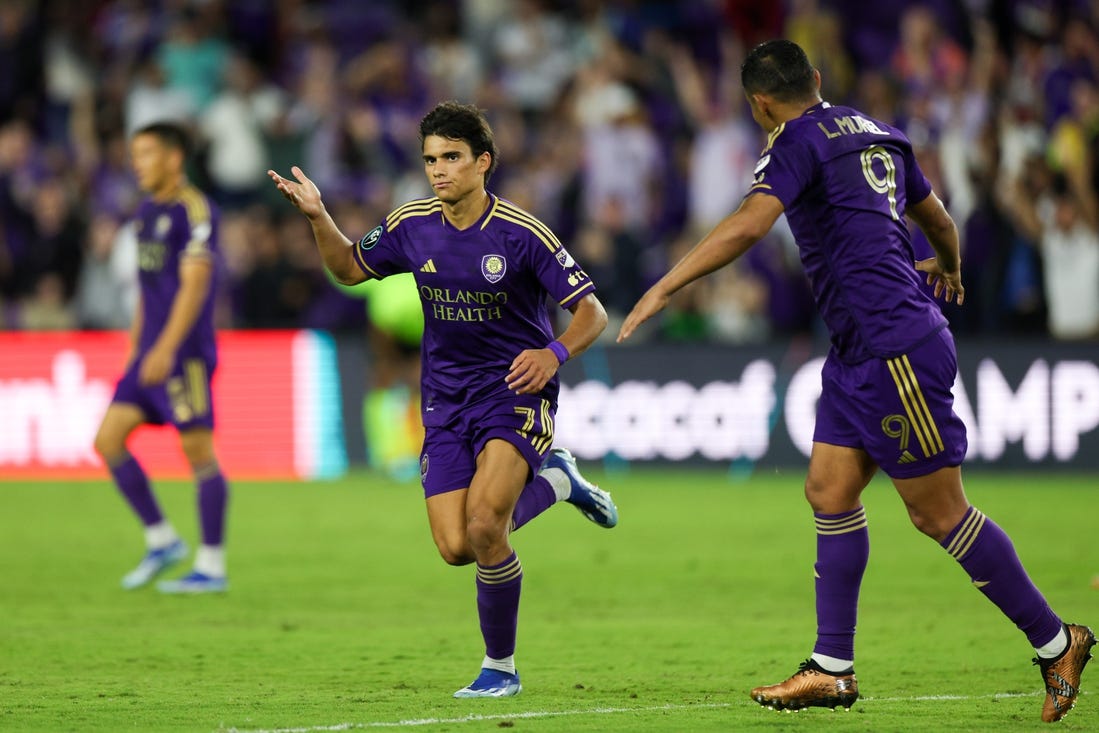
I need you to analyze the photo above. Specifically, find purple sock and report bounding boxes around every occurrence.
[476,552,523,659]
[109,452,163,526]
[510,476,556,532]
[941,506,1063,647]
[813,506,869,662]
[196,463,229,546]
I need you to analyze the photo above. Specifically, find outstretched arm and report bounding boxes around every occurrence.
[268,166,367,285]
[908,191,964,305]
[617,193,784,342]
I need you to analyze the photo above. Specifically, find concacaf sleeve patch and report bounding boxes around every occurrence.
[359,225,383,250]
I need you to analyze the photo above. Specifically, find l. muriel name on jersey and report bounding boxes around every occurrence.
[817,115,889,138]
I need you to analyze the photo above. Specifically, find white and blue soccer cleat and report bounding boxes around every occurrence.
[156,570,228,594]
[121,539,189,590]
[453,668,522,698]
[545,447,618,528]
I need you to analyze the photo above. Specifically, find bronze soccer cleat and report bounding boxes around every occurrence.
[1036,623,1096,723]
[750,659,859,712]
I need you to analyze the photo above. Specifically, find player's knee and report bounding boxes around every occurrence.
[803,474,834,513]
[179,432,215,467]
[906,507,950,542]
[93,428,124,464]
[435,538,474,566]
[465,512,507,553]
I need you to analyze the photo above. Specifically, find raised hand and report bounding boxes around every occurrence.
[267,166,324,219]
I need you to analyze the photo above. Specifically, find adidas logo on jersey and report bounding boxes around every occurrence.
[420,259,437,273]
[897,450,918,464]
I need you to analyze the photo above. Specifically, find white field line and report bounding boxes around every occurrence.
[223,691,1073,733]
[222,703,730,732]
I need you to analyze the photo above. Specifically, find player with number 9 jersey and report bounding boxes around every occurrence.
[747,101,945,364]
[619,40,1092,723]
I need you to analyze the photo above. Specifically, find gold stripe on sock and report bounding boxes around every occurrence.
[945,509,985,560]
[815,507,867,535]
[477,557,523,584]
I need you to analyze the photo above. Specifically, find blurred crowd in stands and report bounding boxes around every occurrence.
[1,0,1098,343]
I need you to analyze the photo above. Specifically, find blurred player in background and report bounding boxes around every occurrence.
[269,101,618,698]
[93,122,229,594]
[618,40,1094,723]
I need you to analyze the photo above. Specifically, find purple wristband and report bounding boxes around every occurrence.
[547,340,569,365]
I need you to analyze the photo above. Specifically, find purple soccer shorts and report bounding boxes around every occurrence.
[111,355,217,431]
[419,392,555,497]
[814,328,968,478]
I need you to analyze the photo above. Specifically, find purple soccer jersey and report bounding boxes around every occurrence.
[351,194,596,427]
[113,186,220,429]
[133,186,219,364]
[748,102,947,363]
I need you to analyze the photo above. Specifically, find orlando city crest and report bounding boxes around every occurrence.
[481,254,506,283]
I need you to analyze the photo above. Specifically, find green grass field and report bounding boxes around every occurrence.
[1,467,1096,732]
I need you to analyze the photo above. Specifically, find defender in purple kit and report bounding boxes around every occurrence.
[269,101,617,698]
[618,40,1093,723]
[94,122,229,594]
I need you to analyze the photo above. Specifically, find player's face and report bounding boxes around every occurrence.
[422,135,490,204]
[130,134,180,196]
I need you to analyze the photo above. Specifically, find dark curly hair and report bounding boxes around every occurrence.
[419,101,499,183]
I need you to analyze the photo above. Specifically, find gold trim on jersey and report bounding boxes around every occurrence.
[494,200,563,253]
[559,283,594,307]
[178,186,214,257]
[178,186,211,227]
[761,122,786,155]
[354,253,384,280]
[386,198,442,230]
[494,209,556,251]
[349,238,384,279]
[480,195,501,230]
[886,355,944,458]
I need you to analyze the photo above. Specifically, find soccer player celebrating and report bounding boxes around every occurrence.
[269,101,618,698]
[94,122,229,594]
[618,40,1094,723]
